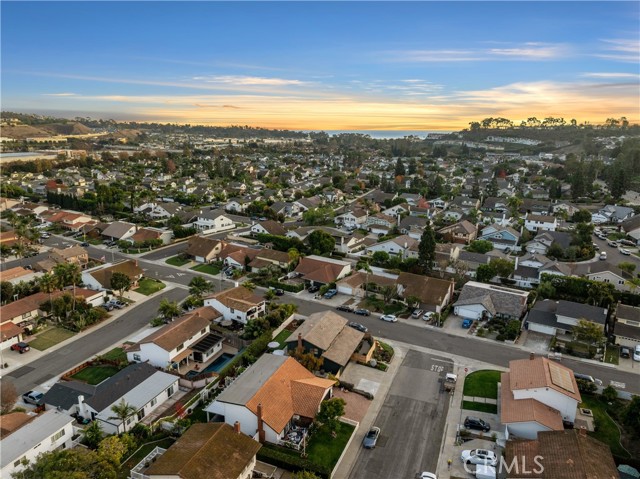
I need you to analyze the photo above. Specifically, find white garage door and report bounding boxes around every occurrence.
[528,322,557,336]
[455,306,482,320]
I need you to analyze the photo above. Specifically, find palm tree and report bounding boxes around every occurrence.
[83,420,104,449]
[39,272,57,310]
[109,399,138,433]
[53,262,81,311]
[158,298,181,320]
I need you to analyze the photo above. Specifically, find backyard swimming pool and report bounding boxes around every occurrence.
[186,353,235,379]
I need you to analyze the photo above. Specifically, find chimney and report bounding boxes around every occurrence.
[530,352,535,361]
[257,403,265,443]
[514,256,518,270]
[234,421,241,434]
[297,333,303,352]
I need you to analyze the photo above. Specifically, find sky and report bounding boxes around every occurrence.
[1,1,639,131]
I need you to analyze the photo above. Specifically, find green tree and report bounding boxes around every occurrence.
[11,448,120,479]
[490,258,514,278]
[572,319,605,346]
[315,397,346,433]
[83,421,104,449]
[618,262,636,275]
[308,230,335,256]
[371,251,390,266]
[547,242,564,260]
[467,240,494,254]
[601,385,618,403]
[109,399,138,433]
[394,158,406,177]
[158,298,181,320]
[52,262,82,310]
[110,272,131,300]
[418,224,436,272]
[475,263,497,283]
[188,275,213,297]
[623,395,640,437]
[0,281,15,304]
[571,209,592,223]
[537,281,556,299]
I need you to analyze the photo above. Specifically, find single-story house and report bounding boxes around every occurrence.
[396,272,454,313]
[613,303,640,347]
[454,281,529,321]
[82,260,144,291]
[186,236,225,263]
[293,255,351,286]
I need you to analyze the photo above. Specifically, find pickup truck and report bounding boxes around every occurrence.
[443,373,457,392]
[10,342,30,353]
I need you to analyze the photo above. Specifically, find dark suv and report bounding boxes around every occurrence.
[620,346,631,359]
[464,416,491,432]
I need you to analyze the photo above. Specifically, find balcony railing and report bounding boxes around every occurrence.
[129,446,167,479]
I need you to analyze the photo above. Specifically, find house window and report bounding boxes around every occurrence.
[51,429,65,443]
[137,410,145,421]
[230,307,235,313]
[201,328,206,335]
[133,354,141,362]
[150,397,157,407]
[176,343,184,352]
[167,386,175,397]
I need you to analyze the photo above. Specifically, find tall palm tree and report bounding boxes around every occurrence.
[39,272,57,309]
[109,399,138,433]
[53,262,82,311]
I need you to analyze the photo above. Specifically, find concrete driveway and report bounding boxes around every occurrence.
[349,350,453,479]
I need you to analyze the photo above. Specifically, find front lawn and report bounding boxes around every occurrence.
[580,394,629,458]
[29,327,75,351]
[306,423,356,470]
[190,263,221,275]
[166,255,190,267]
[604,345,620,365]
[99,347,127,362]
[462,401,498,414]
[71,365,121,385]
[119,437,176,479]
[273,329,292,347]
[463,369,501,399]
[134,278,166,296]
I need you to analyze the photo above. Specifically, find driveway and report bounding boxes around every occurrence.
[349,350,453,479]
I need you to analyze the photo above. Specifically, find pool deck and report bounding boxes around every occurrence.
[174,344,239,376]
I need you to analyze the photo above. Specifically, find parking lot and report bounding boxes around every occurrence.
[349,350,452,479]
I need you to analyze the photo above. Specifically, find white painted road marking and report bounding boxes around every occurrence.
[610,381,626,389]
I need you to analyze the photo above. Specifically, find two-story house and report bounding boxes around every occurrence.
[437,220,477,245]
[186,236,225,263]
[454,281,529,321]
[204,286,266,324]
[613,303,640,348]
[524,213,558,233]
[477,224,521,252]
[526,299,608,336]
[190,210,235,234]
[334,209,368,229]
[102,221,138,242]
[250,220,287,237]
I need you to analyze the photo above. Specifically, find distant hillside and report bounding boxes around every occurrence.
[39,122,93,136]
[0,124,53,139]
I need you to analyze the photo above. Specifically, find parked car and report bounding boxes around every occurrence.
[10,342,30,353]
[381,314,397,322]
[100,303,114,312]
[411,309,424,319]
[423,312,435,321]
[574,373,602,386]
[336,305,354,313]
[592,243,600,250]
[354,308,371,316]
[607,240,618,247]
[618,239,636,247]
[362,426,380,448]
[323,289,338,299]
[307,285,320,293]
[80,242,90,247]
[416,474,437,479]
[108,300,127,309]
[40,232,51,239]
[464,416,491,432]
[461,318,473,328]
[348,322,368,333]
[634,345,640,362]
[461,449,498,466]
[599,252,607,260]
[22,390,44,406]
[269,287,285,296]
[620,346,631,358]
[620,248,631,255]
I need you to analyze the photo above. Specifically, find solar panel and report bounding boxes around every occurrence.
[549,362,575,393]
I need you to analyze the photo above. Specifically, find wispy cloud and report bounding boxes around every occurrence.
[488,42,570,59]
[595,38,640,62]
[383,49,477,62]
[581,72,640,79]
[382,42,569,62]
[42,92,77,96]
[191,75,309,86]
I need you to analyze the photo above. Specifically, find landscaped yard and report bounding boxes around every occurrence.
[463,369,501,399]
[71,365,121,385]
[604,345,620,365]
[273,329,292,347]
[462,401,498,414]
[135,278,166,295]
[306,423,356,470]
[99,347,127,362]
[190,263,221,275]
[29,327,75,351]
[119,437,176,479]
[580,394,630,458]
[166,255,190,267]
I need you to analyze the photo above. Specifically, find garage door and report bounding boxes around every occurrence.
[455,306,481,320]
[528,322,557,336]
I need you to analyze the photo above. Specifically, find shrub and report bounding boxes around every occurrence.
[257,445,330,478]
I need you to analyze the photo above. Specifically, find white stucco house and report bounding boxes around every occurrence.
[524,213,557,232]
[204,286,266,325]
[190,211,236,234]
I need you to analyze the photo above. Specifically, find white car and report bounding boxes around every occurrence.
[416,473,437,479]
[620,248,631,255]
[460,449,498,466]
[381,314,397,322]
[423,312,435,321]
[634,345,640,362]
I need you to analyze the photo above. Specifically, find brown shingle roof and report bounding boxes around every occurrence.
[0,266,32,282]
[293,256,348,284]
[509,356,581,402]
[501,372,564,431]
[145,423,261,479]
[205,286,264,312]
[396,272,453,307]
[0,321,23,341]
[185,236,223,259]
[0,412,35,438]
[0,289,99,323]
[89,260,143,288]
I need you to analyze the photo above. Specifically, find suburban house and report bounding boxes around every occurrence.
[141,423,261,479]
[127,227,173,245]
[399,216,428,240]
[524,213,557,233]
[43,362,179,435]
[186,236,225,263]
[364,235,419,259]
[594,204,635,224]
[285,311,372,375]
[336,271,396,298]
[501,355,581,440]
[82,260,144,290]
[395,272,454,313]
[477,224,521,252]
[204,286,266,324]
[621,214,640,244]
[453,281,529,321]
[613,303,640,347]
[126,306,223,369]
[0,410,75,478]
[204,354,335,445]
[190,211,235,234]
[504,429,618,479]
[102,221,138,241]
[334,209,368,228]
[48,245,90,269]
[0,266,41,285]
[526,299,608,337]
[365,213,396,235]
[525,231,572,255]
[437,220,477,244]
[247,249,292,272]
[134,202,182,219]
[250,220,287,236]
[293,255,351,286]
[577,261,633,292]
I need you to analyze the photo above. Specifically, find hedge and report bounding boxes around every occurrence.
[257,444,331,478]
[267,280,304,293]
[254,233,306,253]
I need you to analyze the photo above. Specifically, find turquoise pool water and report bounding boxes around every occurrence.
[186,353,235,378]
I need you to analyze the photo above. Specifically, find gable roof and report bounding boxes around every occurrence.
[254,219,286,236]
[145,423,261,479]
[102,221,136,239]
[396,272,453,307]
[509,356,581,402]
[185,236,223,258]
[616,303,640,322]
[89,260,144,288]
[454,281,528,318]
[0,288,99,322]
[205,285,264,312]
[293,255,349,284]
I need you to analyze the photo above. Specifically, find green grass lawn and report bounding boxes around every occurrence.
[119,437,176,479]
[462,401,498,414]
[383,303,406,315]
[134,278,166,295]
[29,327,75,351]
[463,369,501,399]
[306,423,356,470]
[166,255,191,267]
[604,345,620,365]
[190,263,221,275]
[100,347,127,362]
[580,394,630,458]
[273,329,292,347]
[71,365,121,385]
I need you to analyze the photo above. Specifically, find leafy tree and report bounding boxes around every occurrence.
[623,395,640,437]
[467,240,494,254]
[572,319,605,345]
[315,398,346,433]
[381,284,396,302]
[1,379,18,414]
[242,281,257,292]
[52,262,81,310]
[110,272,131,300]
[0,281,14,304]
[490,258,514,278]
[83,421,104,449]
[291,349,324,372]
[475,263,497,283]
[601,385,618,403]
[371,251,390,266]
[97,434,136,465]
[547,242,564,260]
[394,158,405,177]
[308,230,335,256]
[418,224,436,272]
[571,209,592,223]
[618,262,636,275]
[109,399,138,433]
[158,298,181,320]
[537,281,556,299]
[11,448,119,479]
[188,275,213,297]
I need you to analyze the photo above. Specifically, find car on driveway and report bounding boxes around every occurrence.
[461,449,498,466]
[461,318,473,328]
[620,346,631,358]
[634,345,640,362]
[423,312,435,321]
[619,239,636,247]
[10,342,30,353]
[363,426,380,448]
[323,289,338,299]
[354,308,370,316]
[108,300,127,309]
[348,322,368,333]
[381,314,397,322]
[411,309,424,319]
[620,248,631,255]
[22,390,44,406]
[336,305,354,313]
[464,416,491,432]
[307,284,320,293]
